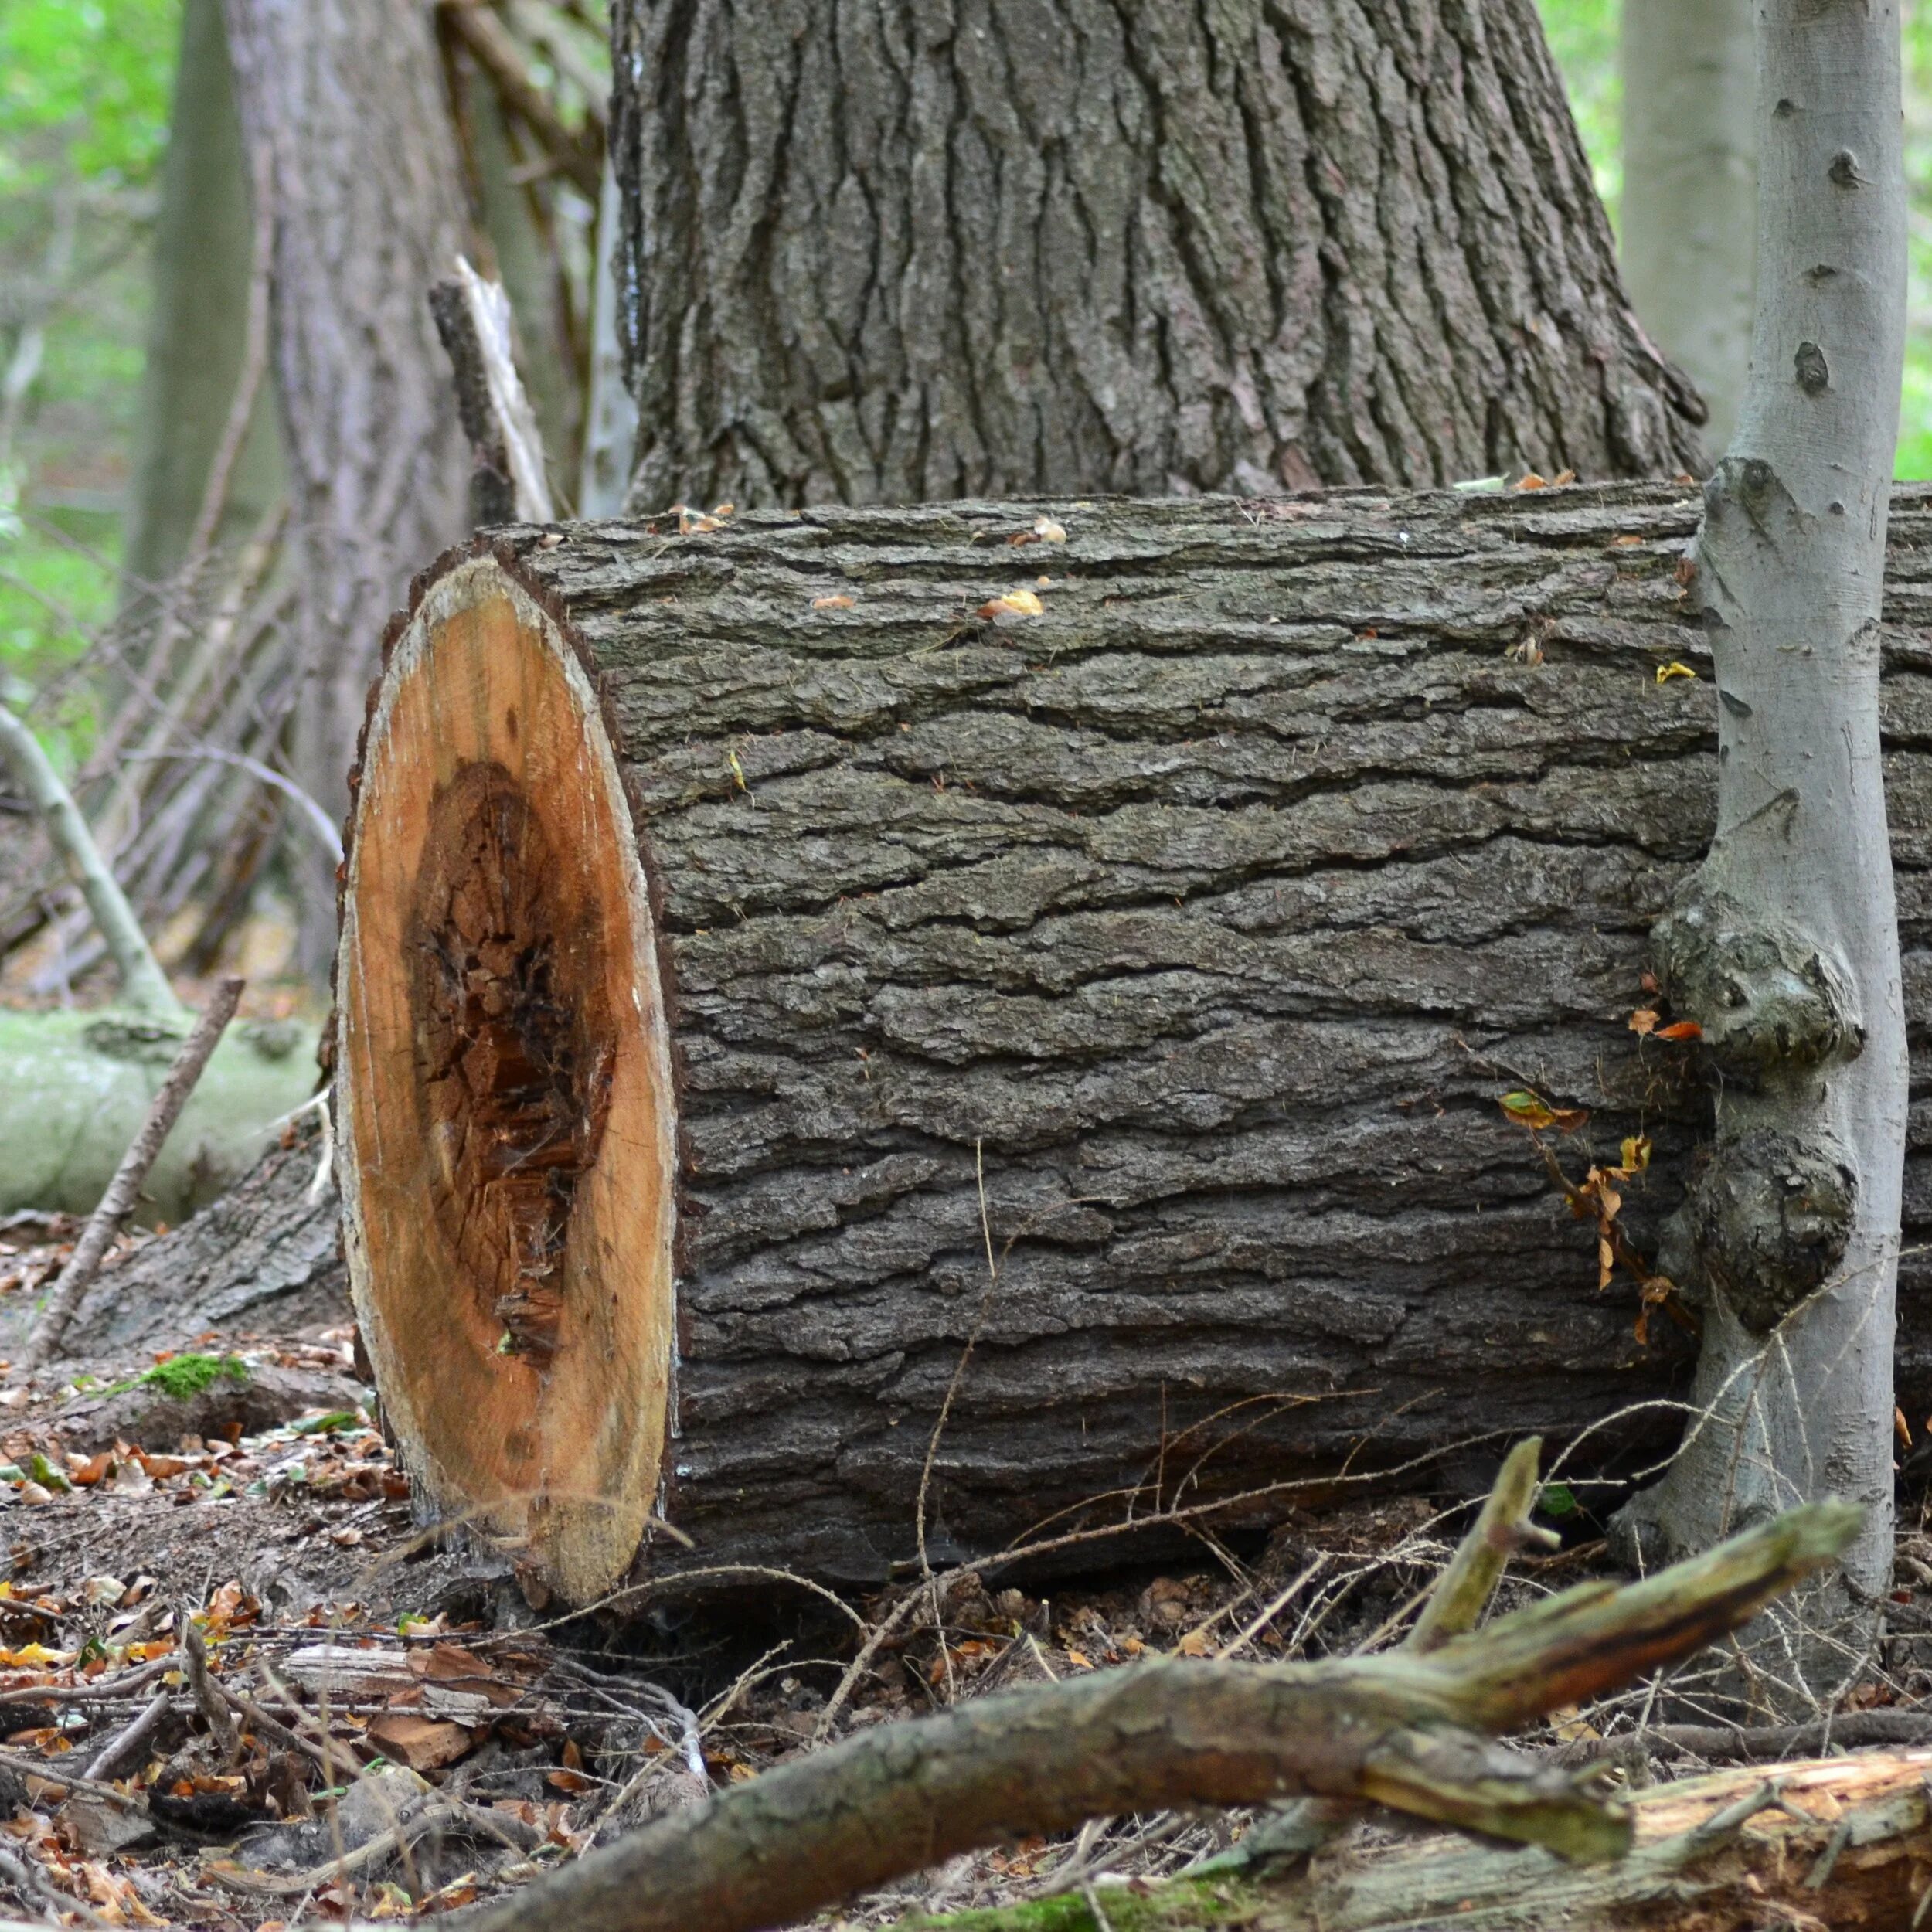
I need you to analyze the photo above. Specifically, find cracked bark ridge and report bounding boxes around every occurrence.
[330,478,1932,1603]
[608,0,1705,514]
[1610,0,1910,1698]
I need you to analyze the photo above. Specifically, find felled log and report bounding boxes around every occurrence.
[335,479,1932,1601]
[23,1109,348,1364]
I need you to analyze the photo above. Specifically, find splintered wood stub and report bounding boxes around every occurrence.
[336,556,676,1604]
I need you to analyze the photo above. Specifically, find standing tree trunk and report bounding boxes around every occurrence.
[330,481,1932,1607]
[222,0,472,977]
[1621,0,1758,451]
[1611,0,1909,1698]
[122,0,285,604]
[609,0,1708,514]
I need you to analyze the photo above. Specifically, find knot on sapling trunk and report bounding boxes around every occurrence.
[1653,888,1859,1080]
[1684,1128,1856,1333]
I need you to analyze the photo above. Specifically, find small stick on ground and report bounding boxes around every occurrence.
[82,1688,172,1783]
[0,702,183,1019]
[179,1609,240,1767]
[18,977,244,1373]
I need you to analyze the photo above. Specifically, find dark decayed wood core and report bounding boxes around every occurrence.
[336,560,676,1603]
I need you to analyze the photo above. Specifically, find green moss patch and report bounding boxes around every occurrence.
[106,1352,251,1400]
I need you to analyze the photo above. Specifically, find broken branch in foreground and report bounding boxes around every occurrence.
[449,1502,1857,1932]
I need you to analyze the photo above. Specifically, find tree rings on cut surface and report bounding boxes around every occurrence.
[336,556,677,1603]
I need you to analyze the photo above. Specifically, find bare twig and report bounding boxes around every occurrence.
[18,976,244,1371]
[179,1610,240,1767]
[437,0,603,195]
[80,1689,172,1783]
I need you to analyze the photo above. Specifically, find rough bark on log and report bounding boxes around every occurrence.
[335,478,1932,1601]
[611,0,1706,510]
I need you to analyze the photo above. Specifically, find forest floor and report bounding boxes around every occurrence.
[0,1213,1930,1928]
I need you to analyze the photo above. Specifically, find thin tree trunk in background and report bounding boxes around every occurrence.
[1621,0,1757,451]
[609,0,1708,512]
[223,0,471,978]
[1613,0,1908,1701]
[579,155,637,518]
[124,0,284,605]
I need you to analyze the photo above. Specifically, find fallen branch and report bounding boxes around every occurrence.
[179,1611,239,1767]
[18,976,244,1372]
[0,701,182,1019]
[447,1502,1858,1932]
[429,259,554,526]
[81,1689,172,1784]
[1237,1435,1558,1868]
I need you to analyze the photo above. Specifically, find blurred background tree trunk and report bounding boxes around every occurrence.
[1621,0,1757,450]
[222,0,473,976]
[121,0,284,608]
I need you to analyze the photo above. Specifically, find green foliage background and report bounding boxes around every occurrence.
[0,0,178,754]
[1536,0,1932,475]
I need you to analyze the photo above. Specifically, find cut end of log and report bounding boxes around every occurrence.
[336,553,677,1601]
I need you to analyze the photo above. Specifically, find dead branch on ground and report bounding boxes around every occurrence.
[446,1502,1857,1932]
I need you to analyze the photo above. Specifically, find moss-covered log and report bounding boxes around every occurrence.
[335,479,1932,1601]
[0,1008,319,1226]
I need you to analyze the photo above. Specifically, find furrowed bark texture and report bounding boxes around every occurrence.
[53,1115,345,1362]
[222,0,472,973]
[1621,0,1757,449]
[610,0,1706,513]
[1611,0,1910,1687]
[338,479,1932,1598]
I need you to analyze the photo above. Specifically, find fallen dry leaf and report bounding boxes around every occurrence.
[811,594,855,610]
[1656,1020,1702,1042]
[1655,662,1697,685]
[977,589,1044,620]
[1628,1008,1659,1036]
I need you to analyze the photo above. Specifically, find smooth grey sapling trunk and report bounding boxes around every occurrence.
[1614,0,1909,1697]
[1621,0,1757,448]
